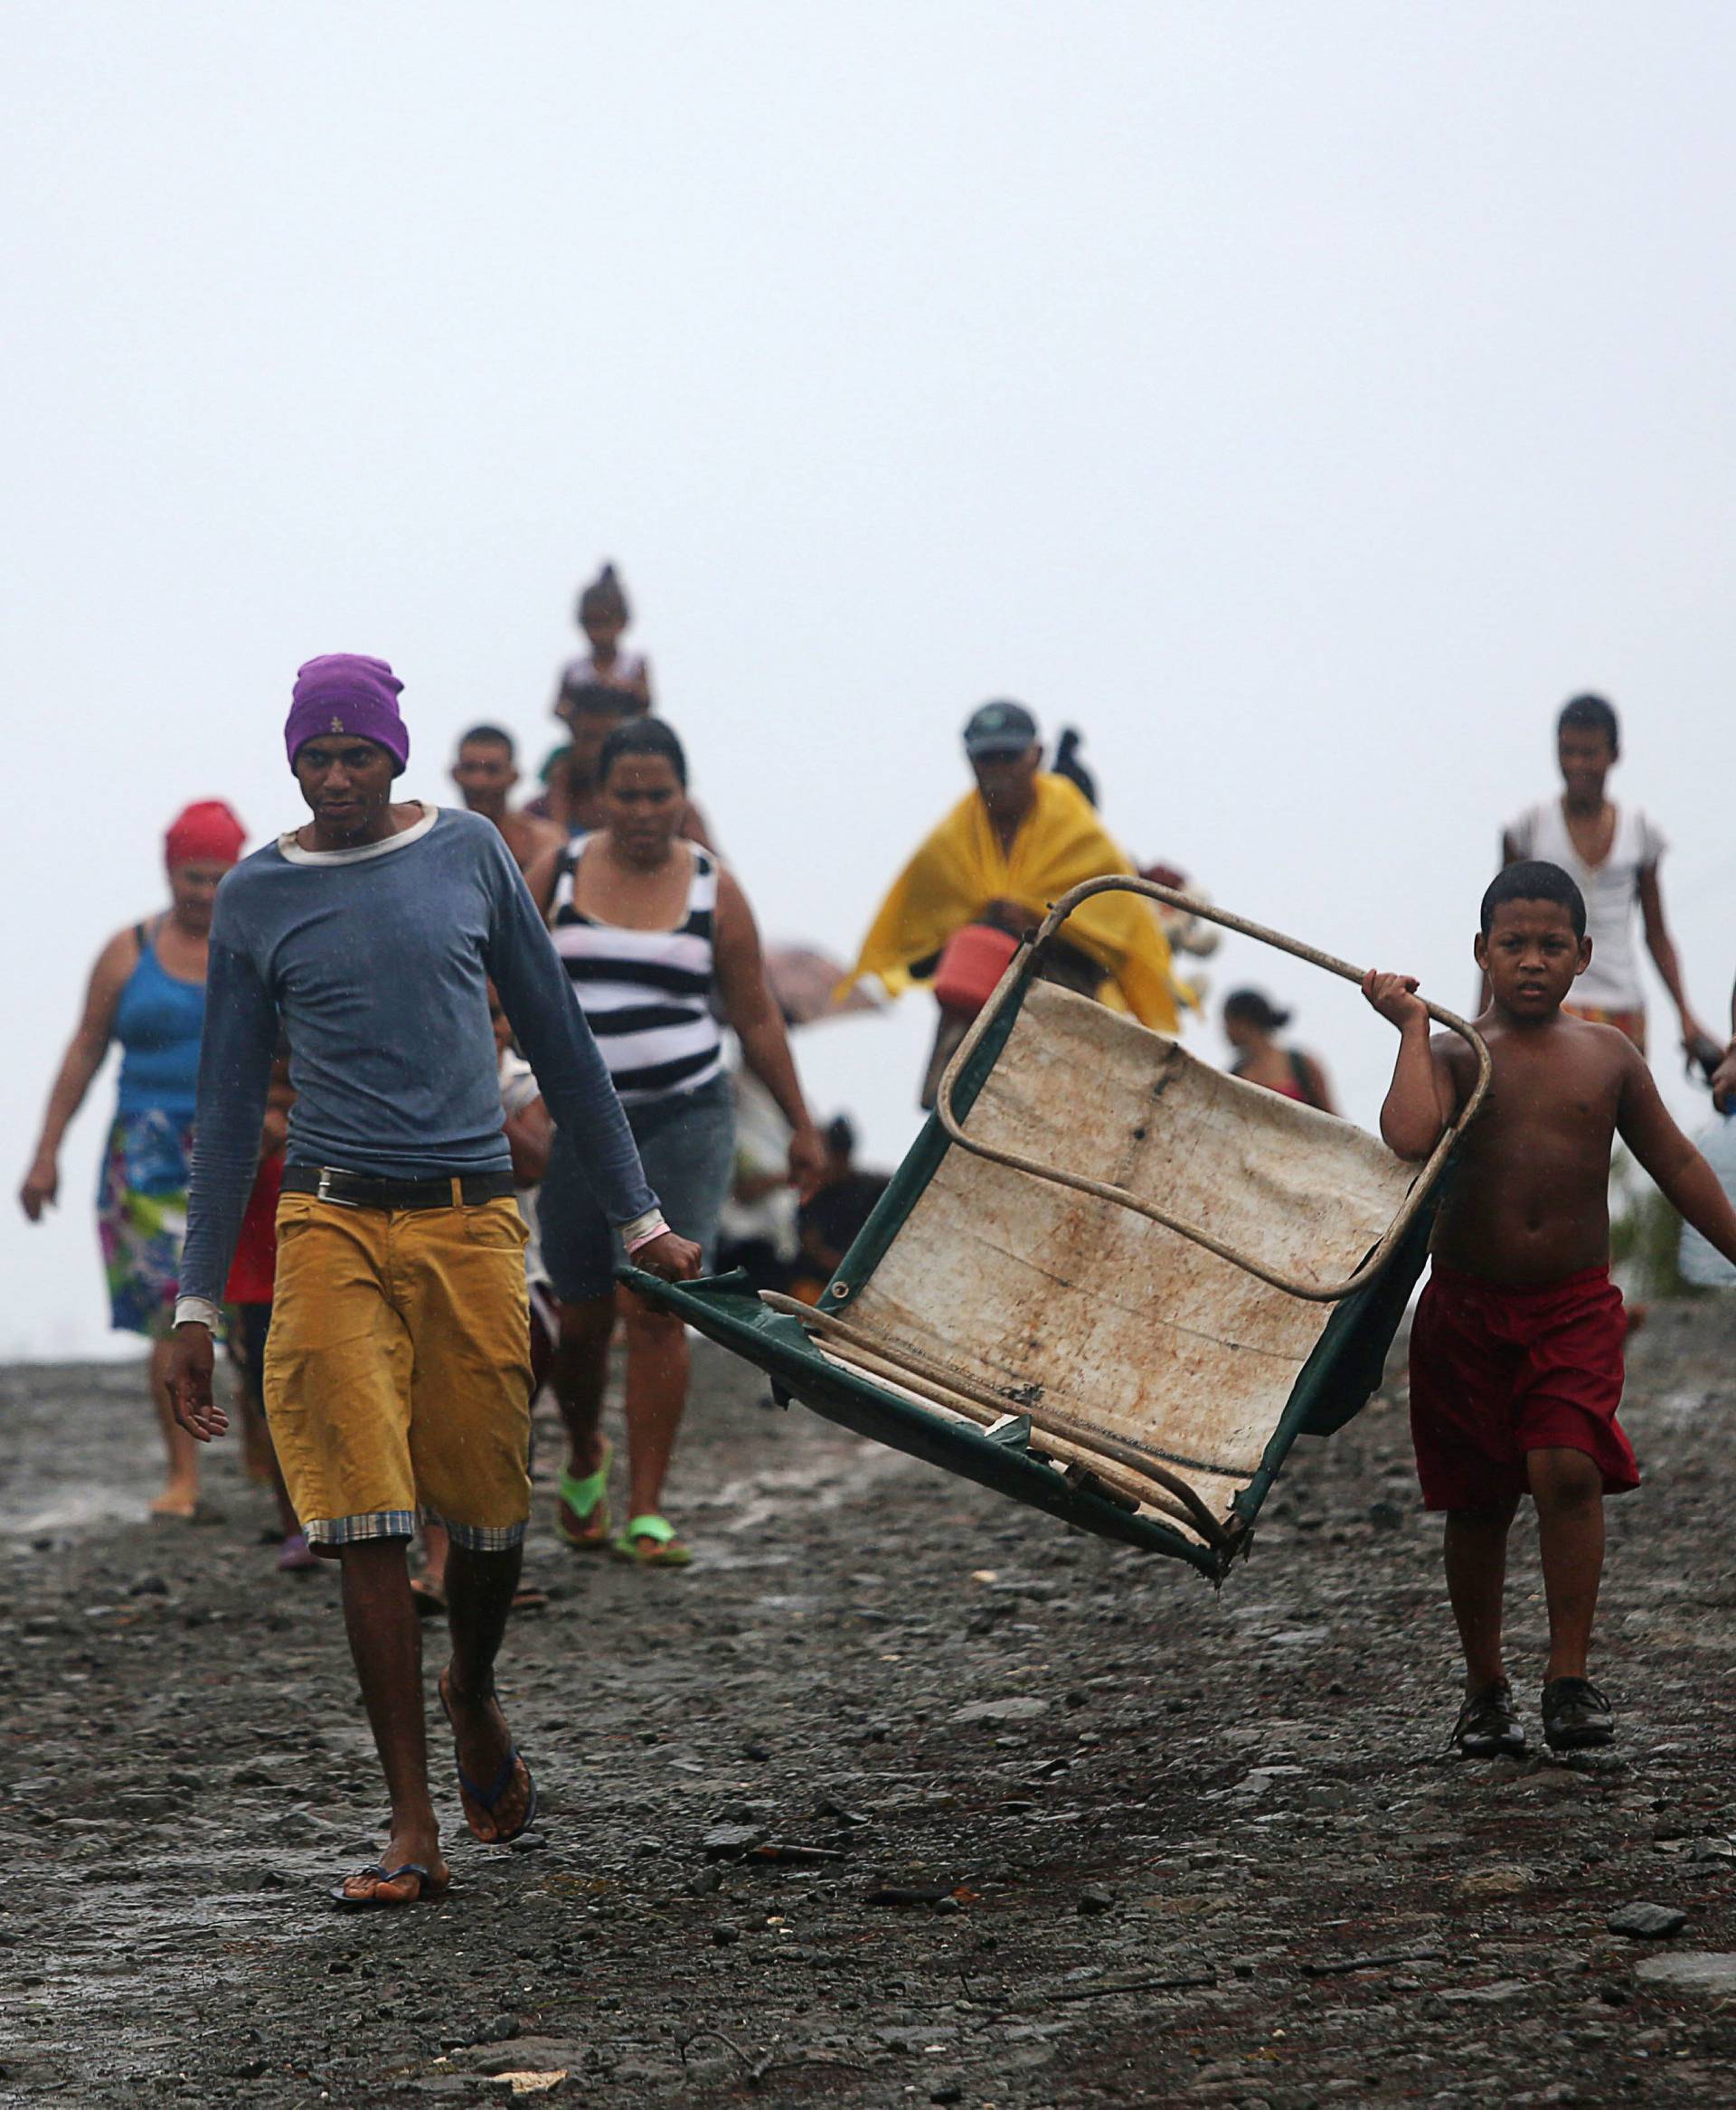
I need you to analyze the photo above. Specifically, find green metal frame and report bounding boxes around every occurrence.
[625,939,1436,1582]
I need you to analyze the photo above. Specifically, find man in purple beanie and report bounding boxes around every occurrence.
[166,653,699,1909]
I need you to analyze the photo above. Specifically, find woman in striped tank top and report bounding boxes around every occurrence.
[531,721,826,1565]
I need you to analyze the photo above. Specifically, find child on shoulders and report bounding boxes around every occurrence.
[1363,860,1736,1758]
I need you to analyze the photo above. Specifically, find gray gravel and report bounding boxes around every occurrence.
[4,1297,1736,2105]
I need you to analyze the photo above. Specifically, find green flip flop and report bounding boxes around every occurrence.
[610,1513,693,1568]
[556,1437,613,1550]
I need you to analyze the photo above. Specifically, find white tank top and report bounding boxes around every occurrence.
[1505,799,1666,1011]
[550,836,724,1103]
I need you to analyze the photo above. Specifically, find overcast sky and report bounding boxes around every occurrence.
[6,2,1735,1358]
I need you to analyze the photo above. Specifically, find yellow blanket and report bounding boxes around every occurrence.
[845,775,1181,1031]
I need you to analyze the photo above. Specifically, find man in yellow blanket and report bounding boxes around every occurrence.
[846,701,1184,1104]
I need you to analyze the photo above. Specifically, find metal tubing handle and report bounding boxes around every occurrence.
[934,875,1491,1304]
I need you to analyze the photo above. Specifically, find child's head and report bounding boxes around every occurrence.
[1556,692,1619,797]
[1477,861,1590,1018]
[577,562,631,653]
[1222,987,1291,1050]
[556,679,639,776]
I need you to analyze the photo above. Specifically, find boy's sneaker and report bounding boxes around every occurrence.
[1452,1679,1528,1758]
[1541,1676,1614,1751]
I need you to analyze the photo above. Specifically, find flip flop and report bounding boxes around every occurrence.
[276,1531,319,1574]
[439,1671,540,1844]
[330,1860,449,1910]
[609,1513,693,1568]
[556,1439,612,1550]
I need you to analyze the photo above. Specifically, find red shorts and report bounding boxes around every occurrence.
[223,1152,284,1305]
[1409,1263,1638,1512]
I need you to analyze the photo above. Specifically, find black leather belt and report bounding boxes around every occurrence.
[282,1165,516,1210]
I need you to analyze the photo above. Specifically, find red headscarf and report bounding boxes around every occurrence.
[164,800,247,871]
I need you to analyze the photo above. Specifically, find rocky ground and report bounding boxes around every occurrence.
[5,1301,1736,2107]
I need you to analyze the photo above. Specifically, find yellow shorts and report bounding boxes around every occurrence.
[263,1192,533,1554]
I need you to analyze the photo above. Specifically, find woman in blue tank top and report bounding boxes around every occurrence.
[19,801,246,1517]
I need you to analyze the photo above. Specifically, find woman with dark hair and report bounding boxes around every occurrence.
[529,720,824,1564]
[1222,988,1336,1114]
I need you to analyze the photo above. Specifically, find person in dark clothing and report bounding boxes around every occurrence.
[793,1116,889,1299]
[1222,988,1336,1114]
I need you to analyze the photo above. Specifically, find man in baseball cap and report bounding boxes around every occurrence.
[844,697,1183,1104]
[961,699,1040,758]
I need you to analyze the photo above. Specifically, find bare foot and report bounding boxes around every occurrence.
[439,1668,535,1842]
[150,1484,199,1521]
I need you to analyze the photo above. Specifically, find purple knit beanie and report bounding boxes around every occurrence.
[284,654,410,775]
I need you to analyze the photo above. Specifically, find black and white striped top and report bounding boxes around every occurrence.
[550,835,724,1104]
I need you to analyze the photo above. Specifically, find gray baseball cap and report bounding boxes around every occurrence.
[962,699,1040,758]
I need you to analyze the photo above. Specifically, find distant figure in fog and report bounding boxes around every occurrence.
[1051,725,1097,807]
[560,562,653,708]
[19,799,247,1519]
[1500,692,1714,1069]
[450,724,564,872]
[1222,988,1335,1114]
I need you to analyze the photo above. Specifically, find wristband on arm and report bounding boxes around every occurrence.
[622,1210,671,1257]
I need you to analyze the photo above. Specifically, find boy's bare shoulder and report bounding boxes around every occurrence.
[1483,1011,1640,1091]
[1547,1011,1642,1073]
[1576,1016,1653,1098]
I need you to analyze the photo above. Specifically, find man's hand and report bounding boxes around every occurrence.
[1362,969,1429,1031]
[787,1125,828,1201]
[1712,1043,1736,1116]
[165,1323,228,1441]
[18,1153,57,1222]
[631,1230,703,1282]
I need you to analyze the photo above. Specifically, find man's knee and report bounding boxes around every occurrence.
[621,1298,681,1344]
[556,1294,615,1348]
[1528,1446,1603,1511]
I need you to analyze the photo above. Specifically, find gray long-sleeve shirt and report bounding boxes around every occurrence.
[177,804,656,1306]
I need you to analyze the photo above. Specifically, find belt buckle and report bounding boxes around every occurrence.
[316,1167,360,1210]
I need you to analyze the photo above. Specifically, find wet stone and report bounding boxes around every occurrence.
[703,1823,769,1858]
[1608,1902,1687,1939]
[1635,1952,1736,1993]
[954,1697,1047,1725]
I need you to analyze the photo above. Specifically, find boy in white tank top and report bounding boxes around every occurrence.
[1500,693,1712,1067]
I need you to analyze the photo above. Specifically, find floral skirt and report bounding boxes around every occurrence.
[98,1110,194,1338]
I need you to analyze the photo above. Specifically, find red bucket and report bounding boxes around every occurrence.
[932,923,1021,1017]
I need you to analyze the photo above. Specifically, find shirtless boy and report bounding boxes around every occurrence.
[1364,861,1736,1758]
